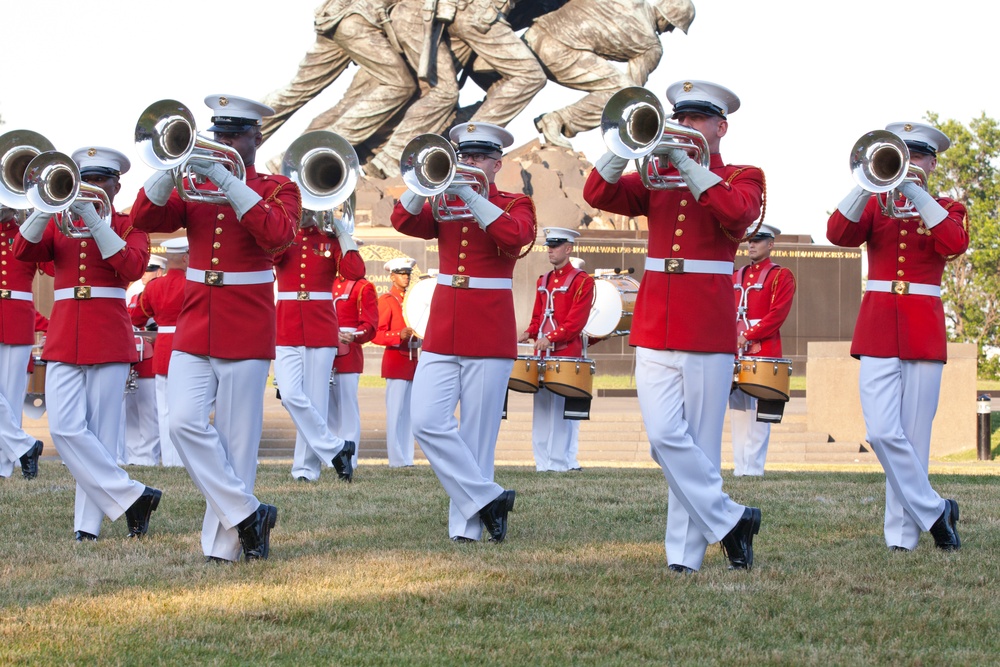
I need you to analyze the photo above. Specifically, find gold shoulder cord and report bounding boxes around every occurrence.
[264,180,303,256]
[719,167,767,243]
[498,195,536,260]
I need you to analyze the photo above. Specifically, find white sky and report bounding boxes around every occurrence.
[3,0,997,243]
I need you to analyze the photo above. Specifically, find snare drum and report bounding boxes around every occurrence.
[402,276,436,339]
[584,274,639,338]
[734,356,792,402]
[542,356,595,399]
[509,355,543,393]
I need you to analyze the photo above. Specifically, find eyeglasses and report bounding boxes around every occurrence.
[457,152,500,163]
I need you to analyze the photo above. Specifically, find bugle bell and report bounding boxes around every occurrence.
[22,151,111,238]
[849,130,925,219]
[281,130,359,235]
[135,99,246,205]
[399,133,489,222]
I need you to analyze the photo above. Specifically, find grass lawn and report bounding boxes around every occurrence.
[2,462,999,666]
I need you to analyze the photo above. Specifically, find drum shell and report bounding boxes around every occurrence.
[402,277,436,339]
[509,355,542,393]
[26,358,46,395]
[734,356,792,401]
[542,356,595,399]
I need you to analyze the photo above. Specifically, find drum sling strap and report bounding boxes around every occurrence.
[539,267,584,353]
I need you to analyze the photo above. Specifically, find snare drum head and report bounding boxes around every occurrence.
[584,279,625,337]
[402,278,436,339]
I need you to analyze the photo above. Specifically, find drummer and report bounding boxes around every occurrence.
[729,224,795,476]
[518,227,596,472]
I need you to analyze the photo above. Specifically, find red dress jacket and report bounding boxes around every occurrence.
[827,195,968,361]
[274,224,365,348]
[733,257,795,358]
[390,184,536,358]
[131,269,186,376]
[333,276,378,374]
[0,220,47,345]
[584,154,763,354]
[130,166,300,360]
[374,284,419,380]
[524,265,595,358]
[14,211,149,365]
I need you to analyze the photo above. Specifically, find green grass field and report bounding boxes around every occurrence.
[2,461,999,666]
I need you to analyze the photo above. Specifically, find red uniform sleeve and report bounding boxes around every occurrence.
[104,216,150,283]
[524,275,545,338]
[827,198,875,248]
[373,294,401,347]
[337,248,366,281]
[13,218,56,262]
[353,282,379,345]
[483,195,537,255]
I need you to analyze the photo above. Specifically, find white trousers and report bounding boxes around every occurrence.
[276,345,347,480]
[531,387,579,472]
[385,378,414,467]
[859,356,947,549]
[122,377,160,466]
[168,351,268,561]
[46,361,145,536]
[0,343,36,477]
[328,371,361,467]
[411,352,511,540]
[728,389,771,476]
[636,347,747,570]
[155,374,182,466]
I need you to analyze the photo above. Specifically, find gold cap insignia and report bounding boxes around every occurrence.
[219,96,229,106]
[683,82,693,92]
[467,123,476,133]
[903,123,913,132]
[87,148,97,157]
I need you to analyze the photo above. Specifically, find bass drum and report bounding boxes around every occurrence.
[584,274,639,338]
[402,276,436,338]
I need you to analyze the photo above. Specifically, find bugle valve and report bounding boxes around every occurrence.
[399,133,489,222]
[281,130,360,236]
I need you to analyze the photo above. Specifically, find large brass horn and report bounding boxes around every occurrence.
[281,130,359,235]
[850,130,924,219]
[22,151,112,238]
[399,134,489,222]
[0,129,55,210]
[135,99,246,205]
[600,87,711,191]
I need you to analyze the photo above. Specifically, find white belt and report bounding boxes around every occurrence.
[437,274,513,290]
[157,326,176,333]
[0,289,33,301]
[187,268,274,286]
[277,291,334,301]
[866,280,941,298]
[645,257,734,275]
[53,287,127,301]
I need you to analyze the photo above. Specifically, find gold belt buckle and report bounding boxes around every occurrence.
[205,270,224,286]
[665,258,685,274]
[0,289,10,299]
[891,280,910,295]
[296,291,310,301]
[451,274,470,289]
[74,286,92,299]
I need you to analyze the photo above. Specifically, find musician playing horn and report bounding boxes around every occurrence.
[518,227,595,472]
[827,121,968,552]
[729,223,795,476]
[14,147,162,541]
[390,122,535,543]
[584,80,764,572]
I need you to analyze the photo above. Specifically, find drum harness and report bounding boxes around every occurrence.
[734,262,779,356]
[538,267,585,357]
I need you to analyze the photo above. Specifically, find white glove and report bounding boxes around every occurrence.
[837,185,871,223]
[69,200,103,230]
[334,217,358,252]
[447,184,502,230]
[400,189,427,215]
[189,161,261,220]
[899,181,948,228]
[594,151,629,184]
[74,205,126,259]
[667,149,722,200]
[143,170,175,207]
[18,209,52,243]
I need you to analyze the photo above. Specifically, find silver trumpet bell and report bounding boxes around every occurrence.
[399,133,489,222]
[850,130,925,219]
[281,130,359,236]
[135,99,246,205]
[600,87,711,191]
[23,151,111,238]
[0,129,55,210]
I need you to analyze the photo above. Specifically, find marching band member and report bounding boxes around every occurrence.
[518,228,595,472]
[827,121,967,552]
[391,122,536,543]
[373,257,420,467]
[130,236,189,466]
[275,211,365,483]
[330,258,378,470]
[131,95,299,562]
[14,147,161,541]
[729,224,795,476]
[584,80,763,571]
[0,206,45,480]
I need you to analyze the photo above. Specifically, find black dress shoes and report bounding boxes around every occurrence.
[125,486,162,538]
[478,489,516,543]
[237,503,278,561]
[19,440,43,479]
[333,440,356,483]
[720,506,761,570]
[74,531,98,542]
[451,536,476,543]
[889,546,912,552]
[930,498,961,551]
[206,556,232,564]
[668,564,695,574]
